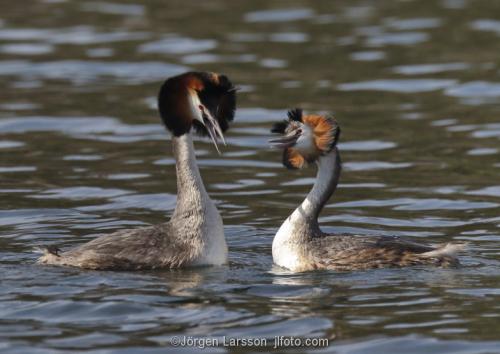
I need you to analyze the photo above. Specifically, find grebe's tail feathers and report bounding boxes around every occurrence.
[421,242,468,259]
[36,245,63,265]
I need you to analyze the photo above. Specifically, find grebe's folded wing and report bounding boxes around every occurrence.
[40,223,197,270]
[307,235,460,270]
[373,236,434,253]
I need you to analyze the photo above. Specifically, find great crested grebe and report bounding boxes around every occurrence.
[269,108,465,272]
[38,71,236,270]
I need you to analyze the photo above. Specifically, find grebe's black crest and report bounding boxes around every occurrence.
[288,108,303,122]
[158,71,236,139]
[270,120,288,134]
[194,72,236,135]
[271,108,303,134]
[270,108,340,169]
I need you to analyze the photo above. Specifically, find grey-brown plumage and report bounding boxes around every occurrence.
[39,224,195,270]
[283,233,461,272]
[271,109,466,272]
[38,72,235,270]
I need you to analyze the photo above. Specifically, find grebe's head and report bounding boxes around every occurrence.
[270,108,340,169]
[158,71,237,152]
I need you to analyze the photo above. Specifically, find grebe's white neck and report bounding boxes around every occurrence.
[276,147,341,242]
[170,132,227,265]
[172,132,211,217]
[295,148,341,225]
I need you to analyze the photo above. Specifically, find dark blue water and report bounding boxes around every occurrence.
[1,1,500,353]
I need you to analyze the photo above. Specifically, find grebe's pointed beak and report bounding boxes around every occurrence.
[227,86,240,93]
[269,129,301,149]
[199,104,226,154]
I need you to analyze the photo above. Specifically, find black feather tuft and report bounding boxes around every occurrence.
[328,117,341,150]
[333,123,341,144]
[215,79,236,130]
[271,120,288,134]
[197,73,236,135]
[287,108,303,122]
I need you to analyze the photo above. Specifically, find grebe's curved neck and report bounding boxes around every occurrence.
[288,147,341,238]
[171,132,211,219]
[170,131,227,266]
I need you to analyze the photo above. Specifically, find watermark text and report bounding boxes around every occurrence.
[169,335,330,349]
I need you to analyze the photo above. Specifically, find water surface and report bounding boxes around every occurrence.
[1,1,500,353]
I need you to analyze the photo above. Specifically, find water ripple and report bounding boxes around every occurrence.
[0,60,187,84]
[470,19,500,35]
[138,37,217,54]
[244,8,314,23]
[467,148,498,156]
[350,51,386,61]
[393,62,469,75]
[0,43,53,55]
[344,161,412,171]
[0,166,36,173]
[333,198,497,211]
[77,193,176,212]
[384,17,442,30]
[0,116,159,135]
[31,187,130,201]
[81,2,145,16]
[0,26,149,44]
[366,32,429,46]
[0,140,24,149]
[465,186,500,197]
[445,81,500,99]
[1,1,500,352]
[338,79,456,93]
[340,140,396,151]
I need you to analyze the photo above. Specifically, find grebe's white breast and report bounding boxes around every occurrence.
[272,221,303,271]
[192,202,227,266]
